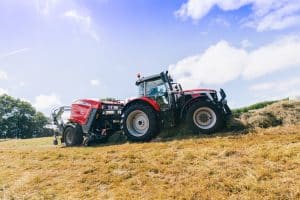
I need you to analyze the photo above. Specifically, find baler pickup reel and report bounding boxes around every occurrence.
[51,106,71,145]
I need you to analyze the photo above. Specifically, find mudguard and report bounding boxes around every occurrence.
[180,96,210,119]
[123,97,160,112]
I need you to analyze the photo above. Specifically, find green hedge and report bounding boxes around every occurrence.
[232,100,279,117]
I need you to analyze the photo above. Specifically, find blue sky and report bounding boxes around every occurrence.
[0,0,300,114]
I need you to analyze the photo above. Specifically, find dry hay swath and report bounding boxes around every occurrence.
[240,100,300,129]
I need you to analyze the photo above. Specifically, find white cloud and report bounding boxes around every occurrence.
[90,79,100,86]
[240,39,252,48]
[19,81,26,87]
[249,82,274,91]
[249,77,300,100]
[64,9,90,25]
[175,0,300,31]
[213,17,231,27]
[0,71,8,80]
[0,88,8,95]
[36,0,61,16]
[250,78,300,92]
[0,48,30,60]
[35,1,99,41]
[34,93,62,111]
[64,9,99,41]
[169,40,247,88]
[169,36,300,88]
[243,36,300,79]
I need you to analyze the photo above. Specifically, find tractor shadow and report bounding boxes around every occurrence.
[89,118,249,147]
[150,121,248,143]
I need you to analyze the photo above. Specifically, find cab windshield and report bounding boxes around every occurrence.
[138,79,167,97]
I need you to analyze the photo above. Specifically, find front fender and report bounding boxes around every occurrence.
[180,96,210,119]
[123,97,160,112]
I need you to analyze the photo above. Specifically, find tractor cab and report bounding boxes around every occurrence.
[136,71,179,111]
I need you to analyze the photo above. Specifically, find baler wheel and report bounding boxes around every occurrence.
[64,125,83,146]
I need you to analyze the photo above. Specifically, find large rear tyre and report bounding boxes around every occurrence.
[186,101,223,134]
[123,104,158,142]
[64,125,83,147]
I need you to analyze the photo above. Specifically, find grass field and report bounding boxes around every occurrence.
[0,125,299,200]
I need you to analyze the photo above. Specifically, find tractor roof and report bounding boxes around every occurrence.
[135,73,162,85]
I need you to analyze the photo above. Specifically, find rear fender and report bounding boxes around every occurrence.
[180,96,210,119]
[123,97,160,113]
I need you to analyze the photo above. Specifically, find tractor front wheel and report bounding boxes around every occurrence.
[186,101,222,134]
[123,104,158,142]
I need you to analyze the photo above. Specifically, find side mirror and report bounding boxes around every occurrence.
[174,85,179,91]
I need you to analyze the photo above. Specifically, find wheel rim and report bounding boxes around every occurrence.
[193,107,217,129]
[126,110,149,137]
[65,129,73,145]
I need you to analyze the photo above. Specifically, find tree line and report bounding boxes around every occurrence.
[0,94,51,139]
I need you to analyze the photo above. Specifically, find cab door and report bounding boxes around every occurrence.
[146,80,170,111]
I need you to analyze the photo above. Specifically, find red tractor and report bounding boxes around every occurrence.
[121,71,231,142]
[52,71,231,146]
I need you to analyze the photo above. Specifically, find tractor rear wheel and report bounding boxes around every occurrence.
[64,125,83,146]
[186,101,222,134]
[123,104,158,142]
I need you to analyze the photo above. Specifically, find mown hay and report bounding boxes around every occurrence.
[1,125,300,200]
[240,100,300,129]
